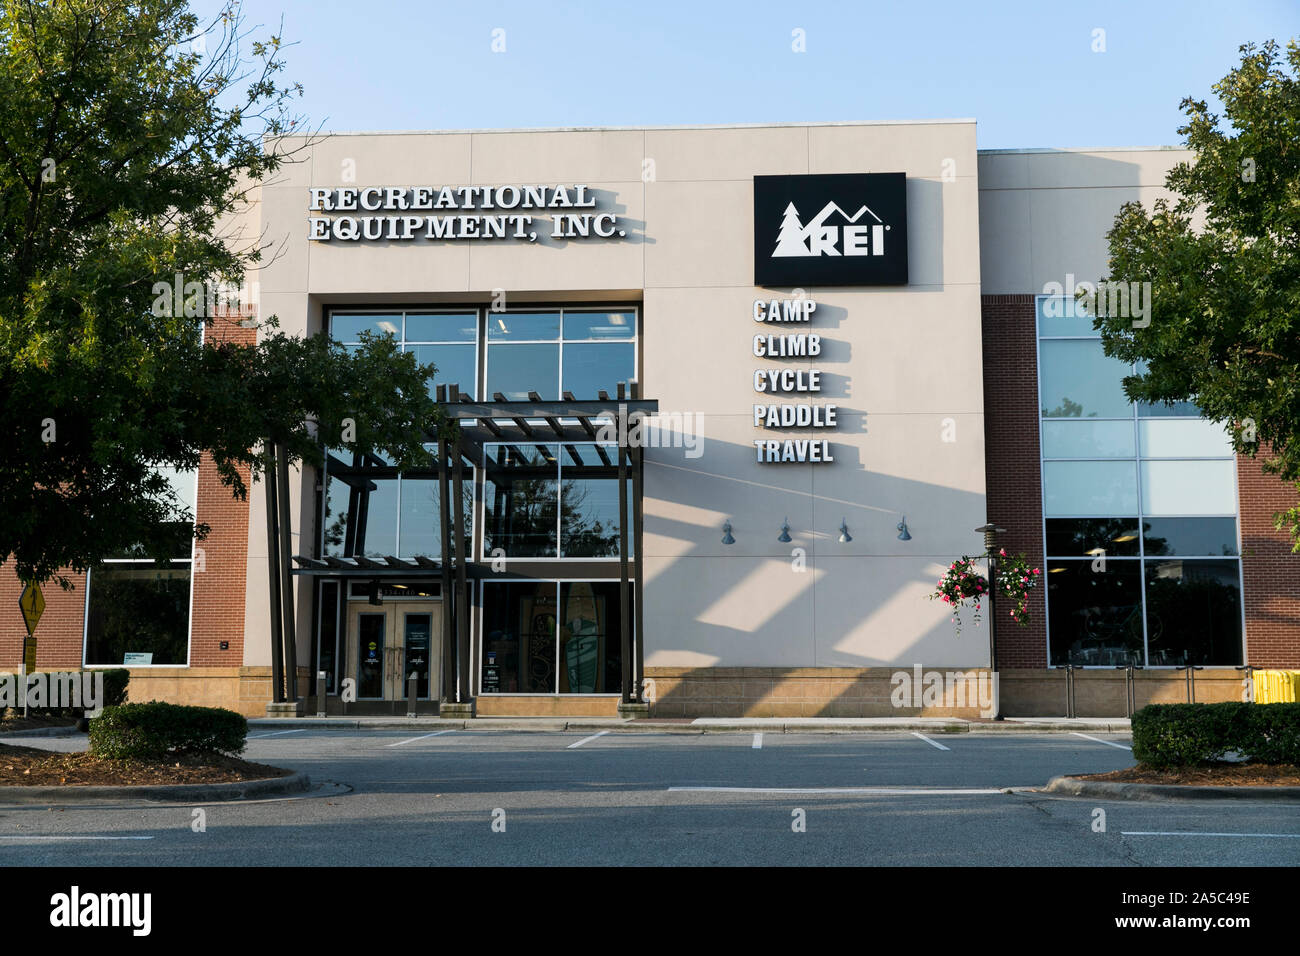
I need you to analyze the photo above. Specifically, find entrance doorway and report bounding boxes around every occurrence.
[346,601,442,703]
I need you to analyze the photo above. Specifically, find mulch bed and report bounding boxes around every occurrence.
[0,742,293,787]
[1075,763,1300,787]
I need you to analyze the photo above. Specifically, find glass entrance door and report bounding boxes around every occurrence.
[348,602,442,700]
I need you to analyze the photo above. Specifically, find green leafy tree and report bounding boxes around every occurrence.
[1094,40,1300,548]
[0,1,444,587]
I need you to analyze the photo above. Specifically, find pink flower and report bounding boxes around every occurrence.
[999,548,1007,557]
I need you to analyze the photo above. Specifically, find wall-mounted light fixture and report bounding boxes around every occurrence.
[721,521,735,545]
[838,519,852,543]
[896,517,912,541]
[777,518,792,543]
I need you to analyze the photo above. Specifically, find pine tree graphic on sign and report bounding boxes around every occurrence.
[772,202,808,257]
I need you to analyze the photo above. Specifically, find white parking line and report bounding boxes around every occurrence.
[1071,732,1132,751]
[1122,831,1300,839]
[752,733,763,750]
[385,730,457,748]
[0,835,155,841]
[567,731,610,749]
[247,729,308,739]
[668,787,1005,795]
[911,731,950,751]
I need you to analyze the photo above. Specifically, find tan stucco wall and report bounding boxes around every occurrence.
[976,146,1193,295]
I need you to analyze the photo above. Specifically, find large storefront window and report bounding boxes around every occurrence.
[84,467,197,666]
[321,446,474,560]
[480,580,626,694]
[486,308,635,400]
[1037,296,1243,667]
[483,443,631,559]
[331,310,478,398]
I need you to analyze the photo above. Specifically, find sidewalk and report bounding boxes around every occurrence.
[245,715,1132,734]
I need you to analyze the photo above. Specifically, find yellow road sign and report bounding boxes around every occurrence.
[23,638,36,672]
[19,581,44,636]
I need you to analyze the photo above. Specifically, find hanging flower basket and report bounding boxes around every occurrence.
[997,549,1042,625]
[928,556,988,634]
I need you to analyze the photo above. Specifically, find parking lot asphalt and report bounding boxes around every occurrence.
[1,729,1296,867]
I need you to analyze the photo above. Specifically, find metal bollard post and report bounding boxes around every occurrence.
[407,672,419,718]
[1176,659,1204,703]
[1063,664,1079,718]
[1114,663,1142,717]
[316,670,327,718]
[1235,664,1255,703]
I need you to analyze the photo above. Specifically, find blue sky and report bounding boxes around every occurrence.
[197,0,1297,147]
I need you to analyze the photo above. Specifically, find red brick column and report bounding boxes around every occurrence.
[189,309,255,667]
[980,294,1047,667]
[1237,448,1300,667]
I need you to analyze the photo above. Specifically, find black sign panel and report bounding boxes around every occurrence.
[753,173,908,287]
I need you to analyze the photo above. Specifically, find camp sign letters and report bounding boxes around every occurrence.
[753,172,908,286]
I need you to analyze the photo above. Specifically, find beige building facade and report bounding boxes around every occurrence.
[15,122,1290,719]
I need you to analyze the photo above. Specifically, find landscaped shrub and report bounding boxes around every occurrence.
[1245,703,1300,764]
[89,702,247,760]
[1131,702,1300,768]
[100,668,130,708]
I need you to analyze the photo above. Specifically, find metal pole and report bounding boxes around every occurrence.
[436,386,455,705]
[631,383,646,704]
[450,384,471,706]
[263,446,285,703]
[276,443,298,703]
[617,383,632,705]
[316,670,327,718]
[408,673,419,718]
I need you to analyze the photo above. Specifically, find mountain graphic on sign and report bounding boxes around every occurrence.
[772,200,883,257]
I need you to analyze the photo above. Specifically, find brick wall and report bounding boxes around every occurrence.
[980,294,1047,667]
[1237,448,1300,666]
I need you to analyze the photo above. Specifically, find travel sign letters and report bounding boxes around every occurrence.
[753,173,908,286]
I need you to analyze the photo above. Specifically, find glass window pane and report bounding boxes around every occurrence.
[322,473,398,557]
[487,312,560,340]
[408,343,477,400]
[85,563,191,665]
[486,342,559,400]
[482,581,557,693]
[1043,460,1138,516]
[331,314,401,342]
[563,311,635,340]
[1140,460,1236,515]
[1039,340,1134,419]
[1046,559,1144,666]
[404,312,477,342]
[397,477,473,559]
[560,477,631,558]
[1045,518,1140,557]
[1041,420,1135,459]
[1144,559,1242,666]
[483,444,559,557]
[318,581,340,694]
[1133,361,1201,417]
[1137,400,1203,417]
[562,342,635,400]
[1142,517,1239,557]
[1036,295,1099,337]
[1138,419,1232,458]
[559,582,625,694]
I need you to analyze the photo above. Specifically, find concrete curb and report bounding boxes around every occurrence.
[0,770,312,805]
[1045,775,1300,803]
[0,726,82,738]
[244,716,1131,734]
